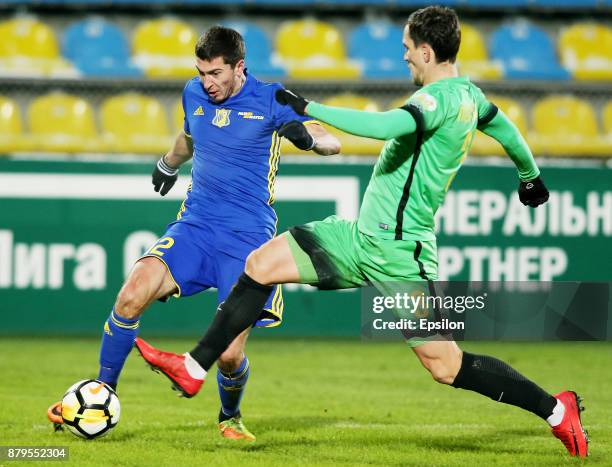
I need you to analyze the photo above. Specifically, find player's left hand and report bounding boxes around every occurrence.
[275,89,309,116]
[278,121,316,151]
[518,176,549,207]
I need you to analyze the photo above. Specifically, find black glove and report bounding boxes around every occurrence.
[518,176,549,207]
[152,157,179,196]
[275,89,310,116]
[278,120,316,151]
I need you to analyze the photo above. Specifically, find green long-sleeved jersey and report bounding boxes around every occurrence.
[307,76,539,241]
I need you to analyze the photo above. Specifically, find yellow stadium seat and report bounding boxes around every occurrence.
[133,18,197,79]
[285,94,382,156]
[457,24,502,80]
[387,95,410,110]
[0,96,29,153]
[28,93,98,153]
[100,93,171,154]
[173,99,184,134]
[471,96,528,156]
[559,24,612,81]
[275,19,360,80]
[0,17,77,78]
[603,101,612,137]
[529,95,607,156]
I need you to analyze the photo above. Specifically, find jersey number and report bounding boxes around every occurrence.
[445,129,475,192]
[150,237,175,257]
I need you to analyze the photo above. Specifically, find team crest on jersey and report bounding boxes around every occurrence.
[212,108,232,128]
[193,106,204,116]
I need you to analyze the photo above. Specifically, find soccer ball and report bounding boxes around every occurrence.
[61,379,120,439]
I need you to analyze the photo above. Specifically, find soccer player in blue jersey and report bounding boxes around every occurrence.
[47,26,340,441]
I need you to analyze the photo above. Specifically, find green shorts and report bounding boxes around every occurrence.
[287,215,438,289]
[286,216,446,346]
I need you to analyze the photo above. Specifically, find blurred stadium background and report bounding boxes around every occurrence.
[0,0,610,337]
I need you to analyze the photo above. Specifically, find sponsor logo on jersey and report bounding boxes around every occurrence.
[212,108,232,127]
[238,111,265,120]
[193,106,205,116]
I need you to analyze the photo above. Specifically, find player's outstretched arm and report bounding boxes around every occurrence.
[152,131,193,196]
[305,123,341,156]
[276,89,416,141]
[479,110,549,207]
[277,121,340,155]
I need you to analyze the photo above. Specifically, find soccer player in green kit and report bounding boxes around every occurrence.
[137,6,588,456]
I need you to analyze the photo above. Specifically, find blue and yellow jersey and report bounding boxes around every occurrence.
[180,71,314,236]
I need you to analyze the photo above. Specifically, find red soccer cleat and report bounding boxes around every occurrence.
[47,401,64,431]
[134,337,204,398]
[551,391,589,457]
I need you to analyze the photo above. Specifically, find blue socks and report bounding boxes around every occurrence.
[217,357,250,421]
[98,308,139,389]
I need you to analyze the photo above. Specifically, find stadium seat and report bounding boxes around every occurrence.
[532,0,598,6]
[348,22,408,79]
[387,95,410,110]
[490,21,570,80]
[471,96,528,156]
[602,101,612,146]
[456,24,502,80]
[559,24,612,81]
[275,19,360,80]
[0,17,77,78]
[529,96,608,156]
[100,93,172,154]
[465,0,529,4]
[0,96,29,153]
[295,94,383,156]
[173,98,184,134]
[395,0,460,4]
[28,93,99,153]
[62,18,142,78]
[221,21,286,79]
[133,18,197,79]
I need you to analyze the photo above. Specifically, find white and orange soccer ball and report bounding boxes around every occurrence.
[61,379,120,439]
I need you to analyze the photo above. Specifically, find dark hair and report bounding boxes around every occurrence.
[406,6,461,64]
[195,26,245,67]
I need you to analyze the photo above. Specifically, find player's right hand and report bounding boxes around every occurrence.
[518,176,549,207]
[152,157,179,196]
[278,121,316,151]
[275,89,310,116]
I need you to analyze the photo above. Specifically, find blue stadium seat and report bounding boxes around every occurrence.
[531,0,598,6]
[348,22,409,79]
[252,0,314,3]
[490,22,570,80]
[464,0,529,5]
[62,18,141,77]
[394,0,460,5]
[181,0,246,5]
[221,21,286,79]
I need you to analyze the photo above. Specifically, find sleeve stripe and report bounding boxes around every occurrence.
[400,104,425,133]
[478,103,499,126]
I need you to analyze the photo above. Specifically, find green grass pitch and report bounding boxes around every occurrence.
[0,338,610,466]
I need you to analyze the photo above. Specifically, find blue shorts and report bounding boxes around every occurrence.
[142,218,283,328]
